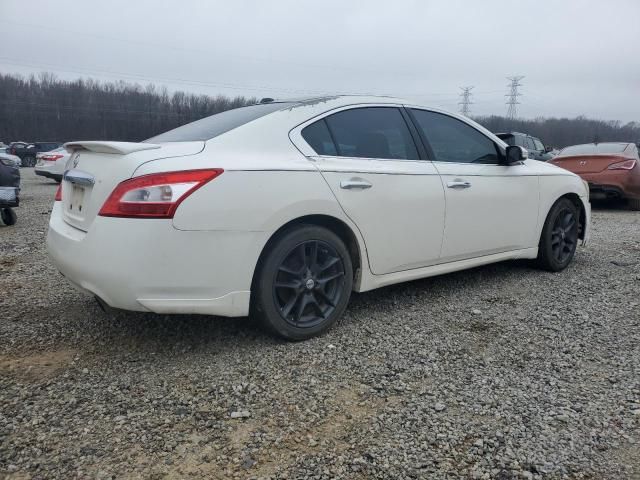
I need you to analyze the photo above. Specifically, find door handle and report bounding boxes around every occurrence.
[446,179,471,189]
[340,178,372,190]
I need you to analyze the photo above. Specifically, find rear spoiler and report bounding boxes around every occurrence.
[64,141,161,155]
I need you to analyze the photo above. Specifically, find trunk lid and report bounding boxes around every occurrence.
[60,141,204,231]
[551,155,626,174]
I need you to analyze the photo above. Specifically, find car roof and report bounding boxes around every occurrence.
[496,132,531,137]
[565,142,630,148]
[260,94,409,107]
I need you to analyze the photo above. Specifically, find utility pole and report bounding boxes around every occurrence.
[458,86,474,117]
[505,76,524,120]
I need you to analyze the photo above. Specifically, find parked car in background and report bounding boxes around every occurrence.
[496,132,554,161]
[0,151,22,167]
[10,141,62,167]
[47,96,590,340]
[550,142,640,210]
[0,153,20,225]
[34,147,69,182]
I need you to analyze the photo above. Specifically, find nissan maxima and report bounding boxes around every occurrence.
[47,96,591,340]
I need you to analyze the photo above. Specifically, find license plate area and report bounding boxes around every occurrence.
[69,185,86,214]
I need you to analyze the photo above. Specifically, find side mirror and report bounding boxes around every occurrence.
[505,145,527,164]
[544,146,553,153]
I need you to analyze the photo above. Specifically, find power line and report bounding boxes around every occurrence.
[458,86,474,116]
[505,76,524,120]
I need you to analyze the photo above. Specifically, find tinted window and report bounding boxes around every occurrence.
[301,120,337,156]
[559,143,629,156]
[145,102,294,142]
[324,107,418,160]
[411,109,500,164]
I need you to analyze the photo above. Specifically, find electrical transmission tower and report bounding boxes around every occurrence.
[458,86,474,116]
[505,76,524,120]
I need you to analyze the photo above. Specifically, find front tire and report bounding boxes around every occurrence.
[536,198,579,272]
[254,225,353,341]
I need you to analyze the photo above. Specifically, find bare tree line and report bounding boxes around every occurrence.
[1,72,639,148]
[475,115,640,149]
[0,73,254,142]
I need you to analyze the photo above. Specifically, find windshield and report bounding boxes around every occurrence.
[559,143,628,156]
[144,102,294,142]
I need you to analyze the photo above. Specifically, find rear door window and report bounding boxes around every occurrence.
[323,107,419,160]
[301,120,337,156]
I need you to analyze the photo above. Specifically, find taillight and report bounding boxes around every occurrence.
[42,154,64,162]
[54,184,62,201]
[98,169,223,218]
[607,159,637,170]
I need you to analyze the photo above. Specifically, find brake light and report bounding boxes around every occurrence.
[607,159,636,170]
[98,169,223,218]
[54,184,62,201]
[42,154,64,162]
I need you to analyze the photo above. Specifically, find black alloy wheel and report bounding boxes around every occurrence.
[255,225,353,340]
[537,198,579,271]
[550,209,577,264]
[273,240,345,329]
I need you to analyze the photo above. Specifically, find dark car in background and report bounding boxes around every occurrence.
[9,141,62,167]
[496,132,553,161]
[550,142,640,210]
[0,153,20,225]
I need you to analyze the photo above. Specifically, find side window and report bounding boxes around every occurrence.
[324,107,419,160]
[515,135,526,147]
[525,137,535,150]
[301,119,337,156]
[533,138,544,151]
[410,109,501,164]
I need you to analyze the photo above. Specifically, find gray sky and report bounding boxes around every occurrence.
[1,0,638,121]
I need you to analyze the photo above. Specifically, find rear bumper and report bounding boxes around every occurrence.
[35,163,64,180]
[46,202,269,317]
[34,170,62,181]
[580,171,640,200]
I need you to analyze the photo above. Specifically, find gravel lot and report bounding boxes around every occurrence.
[1,169,639,479]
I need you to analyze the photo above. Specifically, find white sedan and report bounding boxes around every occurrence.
[35,147,70,182]
[47,96,590,340]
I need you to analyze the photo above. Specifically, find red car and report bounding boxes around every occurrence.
[550,142,640,210]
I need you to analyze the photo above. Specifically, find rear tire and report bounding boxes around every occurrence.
[628,198,640,211]
[536,198,579,272]
[1,208,17,226]
[254,225,353,341]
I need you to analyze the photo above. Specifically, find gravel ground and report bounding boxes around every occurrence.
[1,169,639,479]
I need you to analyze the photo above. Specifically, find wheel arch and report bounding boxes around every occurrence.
[554,192,587,240]
[251,214,365,295]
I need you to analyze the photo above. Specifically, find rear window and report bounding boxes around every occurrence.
[559,143,628,156]
[145,102,294,143]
